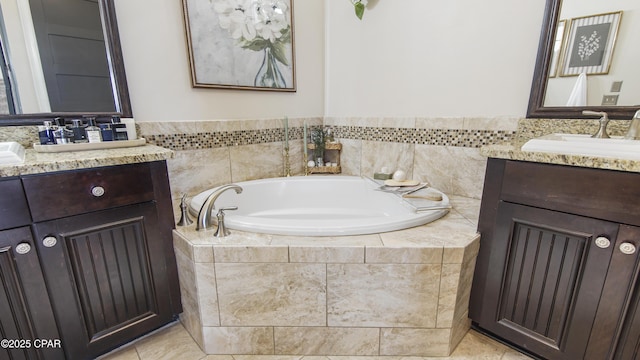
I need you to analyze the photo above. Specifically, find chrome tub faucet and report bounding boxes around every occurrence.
[196,184,243,231]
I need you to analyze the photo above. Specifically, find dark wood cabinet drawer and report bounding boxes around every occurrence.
[501,160,640,226]
[0,179,31,230]
[22,163,155,222]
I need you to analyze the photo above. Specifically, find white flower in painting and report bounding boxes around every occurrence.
[252,1,289,42]
[213,0,257,41]
[213,0,290,43]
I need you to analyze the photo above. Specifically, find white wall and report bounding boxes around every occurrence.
[114,0,325,122]
[325,0,546,118]
[114,0,546,121]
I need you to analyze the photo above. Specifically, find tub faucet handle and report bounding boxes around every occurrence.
[214,206,237,238]
[177,194,193,226]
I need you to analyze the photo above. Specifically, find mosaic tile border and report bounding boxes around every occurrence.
[145,126,515,151]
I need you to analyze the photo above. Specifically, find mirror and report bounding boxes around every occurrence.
[527,0,640,119]
[0,0,131,126]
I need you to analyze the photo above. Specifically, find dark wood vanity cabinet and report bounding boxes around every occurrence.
[0,179,65,360]
[470,159,640,360]
[0,161,181,360]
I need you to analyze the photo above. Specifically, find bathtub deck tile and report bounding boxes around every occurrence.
[174,249,204,345]
[274,327,379,355]
[195,262,221,326]
[270,234,383,247]
[174,231,196,261]
[327,264,440,328]
[379,328,451,356]
[215,263,326,326]
[443,233,480,264]
[213,245,289,263]
[193,245,214,263]
[378,226,446,248]
[365,246,443,264]
[202,326,274,355]
[436,263,463,328]
[289,246,364,263]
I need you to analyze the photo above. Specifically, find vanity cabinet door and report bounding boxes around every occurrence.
[32,202,176,360]
[475,201,618,360]
[0,226,64,360]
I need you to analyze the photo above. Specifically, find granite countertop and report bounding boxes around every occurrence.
[0,144,174,177]
[482,142,640,173]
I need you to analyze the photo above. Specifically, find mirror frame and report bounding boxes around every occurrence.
[527,0,640,120]
[0,0,131,126]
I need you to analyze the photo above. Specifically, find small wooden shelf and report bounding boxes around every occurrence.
[307,142,342,174]
[307,143,342,151]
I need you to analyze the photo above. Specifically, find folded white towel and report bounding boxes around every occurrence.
[566,72,587,106]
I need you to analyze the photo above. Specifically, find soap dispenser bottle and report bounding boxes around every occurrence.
[85,117,102,143]
[53,118,73,144]
[111,116,128,141]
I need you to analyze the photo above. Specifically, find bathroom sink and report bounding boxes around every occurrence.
[0,142,26,165]
[521,134,640,160]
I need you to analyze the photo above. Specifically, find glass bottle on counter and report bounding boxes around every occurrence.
[85,118,102,143]
[71,119,88,143]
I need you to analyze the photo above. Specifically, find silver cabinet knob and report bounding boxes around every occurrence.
[595,236,611,249]
[42,236,57,248]
[620,242,637,255]
[15,242,31,255]
[91,186,105,197]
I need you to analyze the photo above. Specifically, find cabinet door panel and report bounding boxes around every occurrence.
[0,179,31,230]
[615,288,640,359]
[0,227,64,360]
[478,202,617,360]
[33,203,174,360]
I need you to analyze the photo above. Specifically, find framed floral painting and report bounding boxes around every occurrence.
[559,11,622,77]
[182,0,296,91]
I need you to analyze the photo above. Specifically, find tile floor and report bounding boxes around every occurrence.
[98,321,534,360]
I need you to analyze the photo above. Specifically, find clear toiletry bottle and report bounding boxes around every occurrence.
[53,118,73,144]
[71,119,88,143]
[85,117,102,143]
[38,120,56,145]
[111,116,128,141]
[99,123,113,141]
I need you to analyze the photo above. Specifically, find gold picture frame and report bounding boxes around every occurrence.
[559,11,622,77]
[182,0,296,91]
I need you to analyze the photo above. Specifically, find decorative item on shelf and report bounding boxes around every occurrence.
[311,128,325,163]
[306,130,342,174]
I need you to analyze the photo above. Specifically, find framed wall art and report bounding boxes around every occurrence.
[182,0,296,91]
[559,11,622,77]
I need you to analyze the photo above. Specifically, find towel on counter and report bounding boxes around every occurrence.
[566,72,587,106]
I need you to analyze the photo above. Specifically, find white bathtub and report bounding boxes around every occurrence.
[189,176,449,236]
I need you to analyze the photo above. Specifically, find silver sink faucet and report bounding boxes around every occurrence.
[196,184,243,231]
[624,110,640,140]
[583,110,610,139]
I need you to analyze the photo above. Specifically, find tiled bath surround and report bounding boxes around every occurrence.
[134,116,523,202]
[172,195,481,356]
